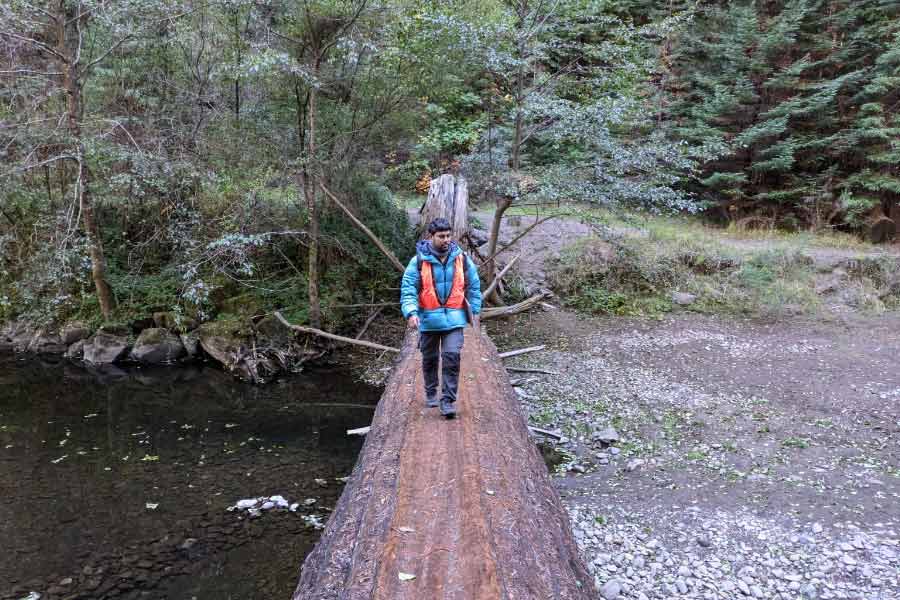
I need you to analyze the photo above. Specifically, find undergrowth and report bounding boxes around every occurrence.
[549,230,899,318]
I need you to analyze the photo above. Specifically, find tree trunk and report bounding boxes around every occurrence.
[292,329,593,599]
[865,206,896,244]
[304,56,322,329]
[77,147,115,319]
[420,174,469,241]
[483,196,513,301]
[60,4,115,319]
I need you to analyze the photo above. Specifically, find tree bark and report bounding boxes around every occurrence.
[483,196,513,301]
[292,329,593,599]
[304,55,322,329]
[59,2,115,319]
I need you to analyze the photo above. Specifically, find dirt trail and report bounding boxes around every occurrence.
[294,329,592,599]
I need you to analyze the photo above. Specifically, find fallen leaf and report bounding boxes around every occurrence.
[398,526,415,533]
[398,572,416,581]
[145,503,159,510]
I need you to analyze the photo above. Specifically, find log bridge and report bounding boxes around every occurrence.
[293,328,593,600]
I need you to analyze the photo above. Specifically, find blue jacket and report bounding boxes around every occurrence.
[400,241,482,332]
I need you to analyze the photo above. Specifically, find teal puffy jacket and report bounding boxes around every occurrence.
[400,241,482,332]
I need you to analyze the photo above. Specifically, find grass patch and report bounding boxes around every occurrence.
[549,229,822,318]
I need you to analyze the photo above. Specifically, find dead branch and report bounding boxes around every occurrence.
[482,254,520,300]
[274,311,400,353]
[498,344,546,359]
[483,214,562,265]
[507,367,560,375]
[320,183,405,273]
[355,306,385,340]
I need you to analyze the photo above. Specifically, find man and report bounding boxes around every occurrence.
[400,218,482,418]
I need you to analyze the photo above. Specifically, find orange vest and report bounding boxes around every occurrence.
[419,254,466,310]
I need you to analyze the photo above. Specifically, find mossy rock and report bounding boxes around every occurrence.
[217,293,265,319]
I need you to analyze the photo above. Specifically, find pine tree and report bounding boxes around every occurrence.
[662,0,900,235]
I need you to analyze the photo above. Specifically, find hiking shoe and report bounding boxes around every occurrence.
[440,398,457,419]
[426,395,439,408]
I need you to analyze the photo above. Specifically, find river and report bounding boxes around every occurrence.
[0,353,379,600]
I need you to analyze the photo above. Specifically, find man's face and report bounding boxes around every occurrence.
[432,230,452,252]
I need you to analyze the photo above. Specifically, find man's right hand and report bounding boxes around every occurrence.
[407,315,419,329]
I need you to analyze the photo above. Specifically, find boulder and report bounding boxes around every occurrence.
[7,321,36,351]
[196,322,245,371]
[83,333,130,364]
[671,291,697,306]
[27,329,67,354]
[131,328,186,364]
[61,323,91,345]
[65,339,86,360]
[593,426,620,445]
[153,311,197,332]
[180,331,201,358]
[255,315,294,347]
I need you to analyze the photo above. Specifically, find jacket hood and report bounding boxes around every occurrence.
[416,240,461,263]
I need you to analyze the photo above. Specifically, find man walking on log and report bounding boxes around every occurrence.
[400,218,482,418]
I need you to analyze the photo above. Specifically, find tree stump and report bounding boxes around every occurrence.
[420,174,469,241]
[292,329,593,599]
[865,207,896,244]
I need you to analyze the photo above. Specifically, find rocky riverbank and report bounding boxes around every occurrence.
[0,312,323,382]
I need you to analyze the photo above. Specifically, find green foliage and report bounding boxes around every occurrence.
[666,0,900,229]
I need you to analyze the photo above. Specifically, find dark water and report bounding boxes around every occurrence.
[0,354,379,600]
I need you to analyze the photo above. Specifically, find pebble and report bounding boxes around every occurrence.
[600,579,621,600]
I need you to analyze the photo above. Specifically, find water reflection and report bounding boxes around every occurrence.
[0,354,378,599]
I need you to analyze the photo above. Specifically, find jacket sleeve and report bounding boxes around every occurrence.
[465,255,482,315]
[400,256,421,319]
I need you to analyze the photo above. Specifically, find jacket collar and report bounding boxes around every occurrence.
[416,240,461,264]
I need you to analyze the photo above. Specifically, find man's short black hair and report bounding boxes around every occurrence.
[427,217,452,235]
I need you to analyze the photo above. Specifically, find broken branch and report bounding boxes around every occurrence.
[507,367,560,375]
[274,311,400,353]
[320,183,405,273]
[482,254,520,300]
[498,345,546,359]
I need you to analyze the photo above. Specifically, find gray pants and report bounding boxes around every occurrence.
[419,328,465,404]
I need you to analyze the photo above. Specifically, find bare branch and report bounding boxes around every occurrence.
[83,34,131,72]
[0,69,63,77]
[274,311,400,353]
[0,31,69,62]
[0,155,78,179]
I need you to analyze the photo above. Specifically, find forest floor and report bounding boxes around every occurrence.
[477,213,900,600]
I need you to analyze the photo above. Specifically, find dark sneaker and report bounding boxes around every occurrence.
[440,399,457,419]
[426,396,439,408]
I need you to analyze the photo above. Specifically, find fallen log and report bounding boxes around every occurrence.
[274,311,400,353]
[293,329,593,599]
[481,290,553,320]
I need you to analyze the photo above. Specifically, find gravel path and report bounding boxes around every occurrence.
[489,311,900,600]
